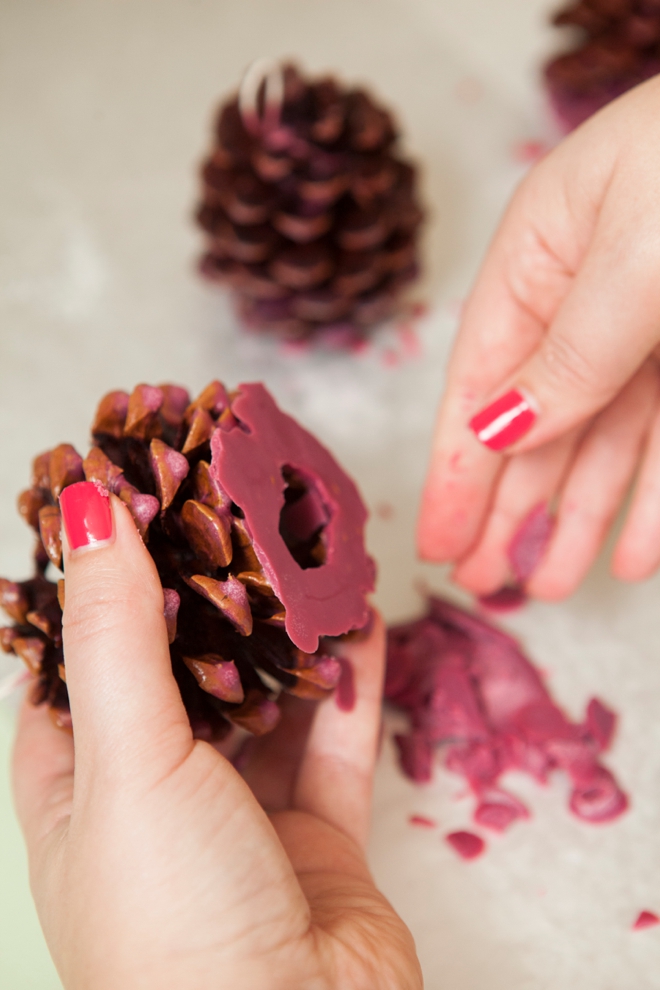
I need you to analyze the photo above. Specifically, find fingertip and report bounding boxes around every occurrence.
[610,544,656,584]
[525,566,575,602]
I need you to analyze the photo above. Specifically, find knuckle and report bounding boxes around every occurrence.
[62,578,145,645]
[538,333,608,398]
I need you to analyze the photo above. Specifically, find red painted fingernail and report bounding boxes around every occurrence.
[469,389,536,451]
[60,481,113,551]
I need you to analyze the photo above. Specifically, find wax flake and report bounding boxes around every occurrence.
[446,831,485,860]
[385,596,628,835]
[633,911,659,931]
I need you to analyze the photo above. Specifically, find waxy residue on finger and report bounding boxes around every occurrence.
[479,502,555,613]
[335,656,356,712]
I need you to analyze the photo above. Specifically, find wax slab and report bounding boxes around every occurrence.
[2,1,660,987]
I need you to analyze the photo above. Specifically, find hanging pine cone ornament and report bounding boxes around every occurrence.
[196,60,424,345]
[0,381,375,740]
[545,0,660,132]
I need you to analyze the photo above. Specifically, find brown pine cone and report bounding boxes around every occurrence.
[0,381,375,740]
[196,61,424,344]
[545,0,660,131]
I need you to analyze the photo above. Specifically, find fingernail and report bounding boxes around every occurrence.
[60,481,113,552]
[469,389,536,451]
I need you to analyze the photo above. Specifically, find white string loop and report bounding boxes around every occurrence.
[238,58,285,136]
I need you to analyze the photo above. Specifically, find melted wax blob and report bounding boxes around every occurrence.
[385,596,628,834]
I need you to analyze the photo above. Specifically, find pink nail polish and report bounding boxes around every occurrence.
[60,481,113,551]
[469,389,536,451]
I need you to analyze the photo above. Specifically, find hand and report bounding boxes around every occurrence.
[13,492,420,990]
[418,75,660,600]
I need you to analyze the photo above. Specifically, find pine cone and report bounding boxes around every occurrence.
[545,0,660,131]
[0,381,375,739]
[196,61,424,344]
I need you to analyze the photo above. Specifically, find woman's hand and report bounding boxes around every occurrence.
[418,76,660,600]
[13,489,420,990]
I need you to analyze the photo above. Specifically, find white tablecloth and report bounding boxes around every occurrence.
[2,1,660,986]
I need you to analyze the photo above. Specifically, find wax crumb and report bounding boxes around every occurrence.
[409,815,436,828]
[335,656,356,712]
[375,502,395,521]
[446,831,485,860]
[512,140,550,165]
[474,792,529,832]
[633,911,659,931]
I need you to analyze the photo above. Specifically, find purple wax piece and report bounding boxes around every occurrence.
[210,383,375,653]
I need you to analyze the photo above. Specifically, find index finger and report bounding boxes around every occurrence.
[417,147,587,563]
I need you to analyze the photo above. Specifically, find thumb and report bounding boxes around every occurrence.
[468,222,660,454]
[60,483,191,782]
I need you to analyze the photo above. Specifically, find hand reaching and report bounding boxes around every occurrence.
[13,487,421,990]
[418,75,660,600]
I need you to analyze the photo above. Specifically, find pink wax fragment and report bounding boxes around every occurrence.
[633,911,660,931]
[474,791,529,833]
[210,384,374,653]
[335,656,356,712]
[569,767,628,824]
[583,697,616,753]
[512,140,549,165]
[508,503,554,583]
[409,814,436,828]
[445,831,485,860]
[394,732,434,783]
[417,652,490,743]
[478,586,528,613]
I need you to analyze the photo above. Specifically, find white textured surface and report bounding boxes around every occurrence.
[1,1,660,987]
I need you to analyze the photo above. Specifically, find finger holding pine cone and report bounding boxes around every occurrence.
[196,60,425,345]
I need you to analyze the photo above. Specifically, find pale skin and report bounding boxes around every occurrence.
[12,496,422,990]
[419,76,660,600]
